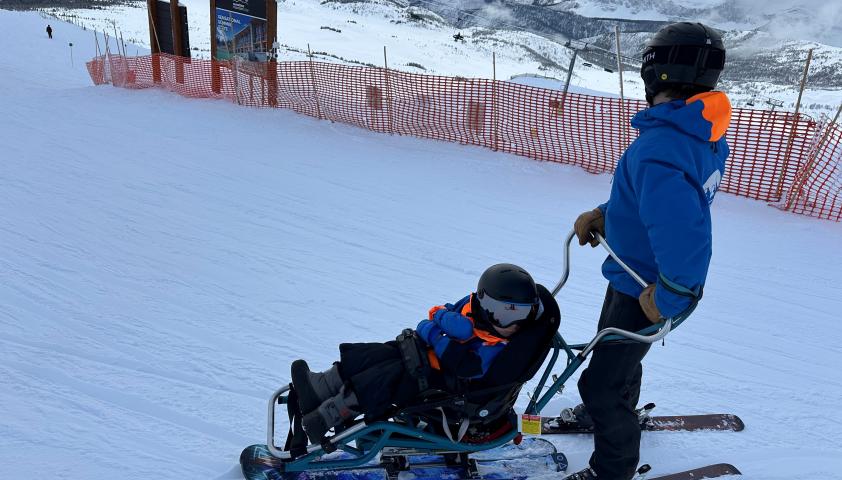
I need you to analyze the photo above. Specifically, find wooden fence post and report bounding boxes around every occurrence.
[775,48,813,199]
[784,103,842,211]
[383,46,395,134]
[307,44,323,120]
[492,51,499,151]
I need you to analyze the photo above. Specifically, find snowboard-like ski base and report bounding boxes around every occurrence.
[651,463,741,479]
[541,413,744,434]
[240,437,567,480]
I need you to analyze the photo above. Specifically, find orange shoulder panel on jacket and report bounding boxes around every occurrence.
[687,91,732,142]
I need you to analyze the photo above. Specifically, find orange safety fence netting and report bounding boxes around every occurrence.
[85,53,842,222]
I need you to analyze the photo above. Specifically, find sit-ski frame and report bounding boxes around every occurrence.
[262,230,685,474]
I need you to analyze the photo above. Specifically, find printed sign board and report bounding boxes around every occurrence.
[215,0,269,61]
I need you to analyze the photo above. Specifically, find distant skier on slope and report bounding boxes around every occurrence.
[46,24,53,39]
[289,264,551,443]
[564,22,731,480]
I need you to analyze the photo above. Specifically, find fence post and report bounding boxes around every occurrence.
[146,1,162,84]
[561,48,577,112]
[614,25,627,147]
[492,52,499,151]
[775,48,813,199]
[103,30,113,85]
[383,46,395,134]
[307,44,323,120]
[784,103,842,211]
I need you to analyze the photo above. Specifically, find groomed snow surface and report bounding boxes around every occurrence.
[2,11,842,480]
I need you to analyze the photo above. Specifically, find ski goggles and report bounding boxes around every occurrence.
[478,294,539,328]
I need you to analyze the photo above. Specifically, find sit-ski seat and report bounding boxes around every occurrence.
[382,283,561,444]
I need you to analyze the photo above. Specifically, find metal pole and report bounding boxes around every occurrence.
[775,48,813,199]
[562,49,577,97]
[69,43,74,67]
[561,48,578,114]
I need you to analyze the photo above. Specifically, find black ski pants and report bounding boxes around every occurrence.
[578,285,652,480]
[337,342,444,418]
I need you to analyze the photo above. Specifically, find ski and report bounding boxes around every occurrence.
[241,437,567,480]
[650,463,741,479]
[541,403,744,434]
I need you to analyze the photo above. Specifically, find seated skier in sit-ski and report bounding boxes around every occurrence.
[290,263,549,443]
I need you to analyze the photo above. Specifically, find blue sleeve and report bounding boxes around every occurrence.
[634,159,709,318]
[597,202,608,215]
[431,309,474,341]
[416,320,451,358]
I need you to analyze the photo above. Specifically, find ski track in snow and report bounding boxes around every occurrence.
[2,11,842,480]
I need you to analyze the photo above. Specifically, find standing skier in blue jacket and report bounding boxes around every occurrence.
[563,23,731,480]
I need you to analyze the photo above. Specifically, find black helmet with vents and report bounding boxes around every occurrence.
[640,22,726,102]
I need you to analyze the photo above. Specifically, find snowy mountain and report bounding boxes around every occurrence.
[19,0,842,115]
[3,7,842,480]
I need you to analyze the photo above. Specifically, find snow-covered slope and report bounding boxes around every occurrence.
[3,10,842,480]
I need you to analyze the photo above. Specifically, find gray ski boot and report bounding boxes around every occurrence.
[302,386,360,442]
[290,359,344,414]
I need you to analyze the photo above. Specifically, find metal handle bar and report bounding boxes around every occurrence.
[594,232,648,289]
[552,230,648,296]
[579,319,672,357]
[549,228,671,355]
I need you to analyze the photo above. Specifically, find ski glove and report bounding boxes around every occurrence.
[416,320,451,358]
[638,284,662,323]
[573,207,605,247]
[430,308,474,340]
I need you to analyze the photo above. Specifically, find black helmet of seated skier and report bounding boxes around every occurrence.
[476,263,540,329]
[640,22,726,105]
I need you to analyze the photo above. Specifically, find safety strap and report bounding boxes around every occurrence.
[283,386,309,458]
[658,273,704,321]
[658,273,702,299]
[396,329,430,392]
[437,407,470,443]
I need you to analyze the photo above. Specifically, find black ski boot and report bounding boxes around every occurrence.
[563,466,598,480]
[302,386,360,442]
[290,359,344,414]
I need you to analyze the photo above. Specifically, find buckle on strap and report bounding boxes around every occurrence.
[396,328,431,391]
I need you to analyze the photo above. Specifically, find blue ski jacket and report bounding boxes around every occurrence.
[415,294,509,379]
[599,91,731,318]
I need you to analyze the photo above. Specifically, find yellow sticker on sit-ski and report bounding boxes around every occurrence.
[520,414,541,435]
